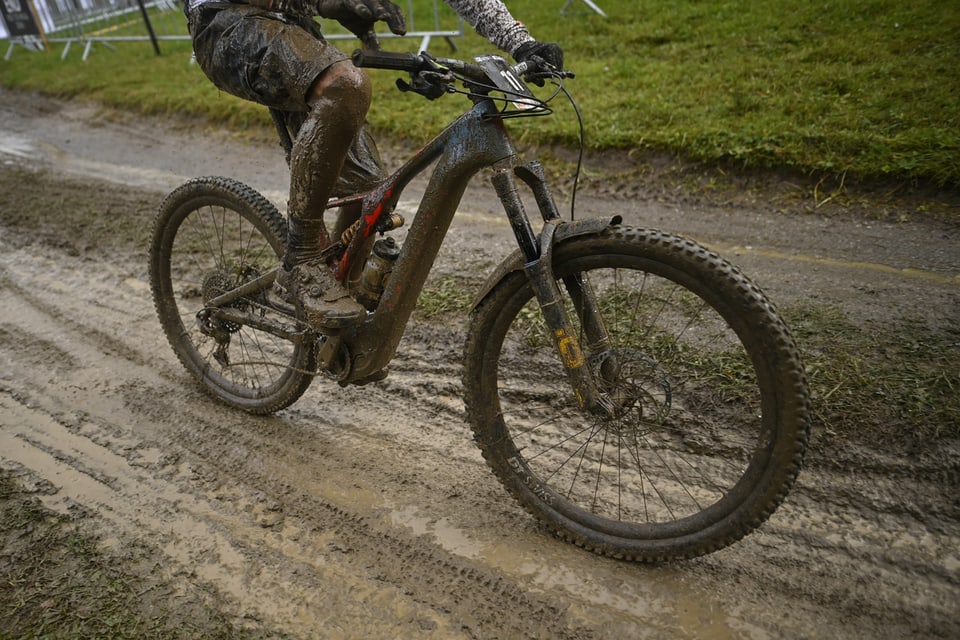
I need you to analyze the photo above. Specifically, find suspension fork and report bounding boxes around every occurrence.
[492,164,615,415]
[513,162,615,375]
[517,162,619,386]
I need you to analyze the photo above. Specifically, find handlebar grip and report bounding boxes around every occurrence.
[513,58,576,80]
[351,49,425,72]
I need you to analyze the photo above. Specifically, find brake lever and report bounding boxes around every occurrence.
[514,57,576,86]
[396,70,453,100]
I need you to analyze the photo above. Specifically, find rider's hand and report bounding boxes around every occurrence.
[513,41,564,71]
[313,0,406,38]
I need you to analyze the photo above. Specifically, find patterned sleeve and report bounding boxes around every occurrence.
[443,0,535,54]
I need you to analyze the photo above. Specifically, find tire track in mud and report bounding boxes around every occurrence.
[122,392,596,640]
[0,393,472,638]
[3,235,960,639]
[2,166,959,637]
[710,503,959,639]
[0,237,761,638]
[0,244,599,638]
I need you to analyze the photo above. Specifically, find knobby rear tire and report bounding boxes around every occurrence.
[150,176,316,414]
[463,226,810,561]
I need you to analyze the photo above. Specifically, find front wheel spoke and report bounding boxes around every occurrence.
[642,432,702,517]
[555,418,605,500]
[590,423,611,512]
[521,417,601,468]
[498,402,575,443]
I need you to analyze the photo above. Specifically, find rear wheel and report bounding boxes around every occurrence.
[464,226,810,561]
[150,176,316,414]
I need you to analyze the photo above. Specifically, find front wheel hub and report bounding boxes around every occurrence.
[593,348,672,423]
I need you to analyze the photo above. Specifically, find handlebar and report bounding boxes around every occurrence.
[352,49,486,81]
[351,49,419,72]
[351,49,572,85]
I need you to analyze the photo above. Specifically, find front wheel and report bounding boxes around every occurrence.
[150,176,316,414]
[464,226,810,561]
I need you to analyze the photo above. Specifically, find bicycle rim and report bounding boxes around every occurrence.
[150,177,315,413]
[465,227,809,560]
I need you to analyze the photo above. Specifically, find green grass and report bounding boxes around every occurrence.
[0,471,279,639]
[785,303,960,449]
[416,273,959,453]
[1,0,958,188]
[416,274,477,318]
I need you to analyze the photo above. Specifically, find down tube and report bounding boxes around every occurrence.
[350,102,516,377]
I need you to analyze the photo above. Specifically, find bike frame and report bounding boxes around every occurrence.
[332,97,534,379]
[211,83,610,409]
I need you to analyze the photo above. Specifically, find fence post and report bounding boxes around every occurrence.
[135,0,161,55]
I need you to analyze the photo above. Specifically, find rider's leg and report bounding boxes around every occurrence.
[278,60,370,328]
[189,6,376,328]
[284,60,370,263]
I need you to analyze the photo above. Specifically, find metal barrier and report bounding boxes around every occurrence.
[322,0,462,53]
[2,0,463,59]
[561,0,605,17]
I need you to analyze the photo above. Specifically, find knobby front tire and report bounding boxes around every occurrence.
[150,176,316,414]
[463,226,810,561]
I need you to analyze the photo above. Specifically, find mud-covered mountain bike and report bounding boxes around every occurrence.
[149,50,810,562]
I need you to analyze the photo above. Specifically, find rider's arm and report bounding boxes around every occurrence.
[443,0,534,55]
[444,0,563,69]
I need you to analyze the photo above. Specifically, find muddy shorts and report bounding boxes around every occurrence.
[188,3,383,194]
[190,3,345,110]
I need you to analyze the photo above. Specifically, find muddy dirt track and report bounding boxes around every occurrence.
[1,89,959,638]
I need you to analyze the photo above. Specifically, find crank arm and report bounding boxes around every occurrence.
[206,269,277,308]
[208,307,311,344]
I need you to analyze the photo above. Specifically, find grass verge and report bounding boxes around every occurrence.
[417,278,960,455]
[785,303,960,451]
[1,0,958,189]
[0,469,278,639]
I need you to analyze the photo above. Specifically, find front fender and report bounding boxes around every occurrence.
[470,216,622,311]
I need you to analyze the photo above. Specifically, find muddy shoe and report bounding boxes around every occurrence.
[275,260,365,329]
